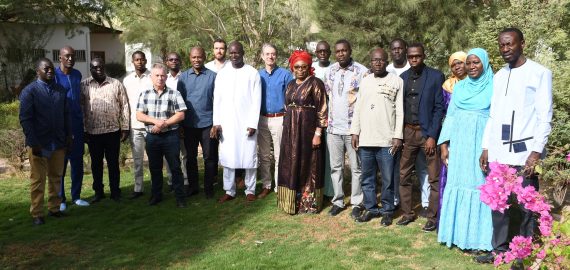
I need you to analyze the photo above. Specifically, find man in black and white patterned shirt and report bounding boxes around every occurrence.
[136,63,187,208]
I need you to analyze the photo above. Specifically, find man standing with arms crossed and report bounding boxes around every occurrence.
[257,43,293,199]
[213,41,262,203]
[475,28,552,268]
[123,51,152,200]
[55,46,89,210]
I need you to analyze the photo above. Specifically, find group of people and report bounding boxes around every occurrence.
[19,27,552,266]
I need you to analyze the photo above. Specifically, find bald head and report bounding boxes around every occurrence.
[369,48,389,77]
[190,47,205,57]
[228,41,245,68]
[189,47,206,72]
[59,46,75,71]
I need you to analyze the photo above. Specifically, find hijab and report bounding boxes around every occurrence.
[442,51,467,93]
[451,48,493,111]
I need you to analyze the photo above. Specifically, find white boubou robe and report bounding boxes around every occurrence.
[213,64,262,169]
[481,59,552,166]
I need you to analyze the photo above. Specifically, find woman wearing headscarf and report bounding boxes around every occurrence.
[439,51,467,215]
[277,50,328,214]
[437,48,493,252]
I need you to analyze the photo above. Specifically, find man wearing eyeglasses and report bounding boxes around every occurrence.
[123,51,152,200]
[55,46,90,211]
[164,52,190,195]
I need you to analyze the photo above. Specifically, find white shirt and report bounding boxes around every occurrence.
[481,59,553,166]
[387,62,411,76]
[312,61,333,81]
[213,64,262,169]
[166,71,180,91]
[205,59,227,73]
[123,70,152,129]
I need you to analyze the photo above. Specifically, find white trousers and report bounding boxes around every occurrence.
[223,167,256,197]
[257,115,283,191]
[130,128,146,192]
[327,133,363,208]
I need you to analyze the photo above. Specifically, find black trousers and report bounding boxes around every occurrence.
[491,167,539,252]
[88,130,121,198]
[183,126,219,196]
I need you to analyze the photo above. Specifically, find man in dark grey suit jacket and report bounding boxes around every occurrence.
[396,43,445,232]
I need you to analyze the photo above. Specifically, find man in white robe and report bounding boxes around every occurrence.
[211,41,262,203]
[476,28,553,266]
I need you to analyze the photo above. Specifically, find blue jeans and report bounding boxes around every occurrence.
[145,130,185,200]
[359,147,400,215]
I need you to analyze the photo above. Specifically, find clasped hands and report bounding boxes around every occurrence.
[209,125,256,139]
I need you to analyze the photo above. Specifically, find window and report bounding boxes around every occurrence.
[90,51,105,62]
[6,48,45,62]
[75,50,86,62]
[52,50,60,62]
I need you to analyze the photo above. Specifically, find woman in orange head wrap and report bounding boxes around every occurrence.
[277,50,328,214]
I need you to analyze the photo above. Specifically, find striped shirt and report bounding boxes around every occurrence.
[81,76,130,135]
[136,87,187,133]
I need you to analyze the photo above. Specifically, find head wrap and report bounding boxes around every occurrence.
[288,50,314,76]
[451,48,493,111]
[442,51,468,93]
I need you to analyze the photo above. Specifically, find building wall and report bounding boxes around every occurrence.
[90,33,124,65]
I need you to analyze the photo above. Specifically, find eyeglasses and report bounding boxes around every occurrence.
[371,58,387,63]
[293,65,309,70]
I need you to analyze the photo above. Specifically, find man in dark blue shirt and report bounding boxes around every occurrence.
[55,46,89,210]
[177,47,219,199]
[257,43,294,199]
[19,58,70,225]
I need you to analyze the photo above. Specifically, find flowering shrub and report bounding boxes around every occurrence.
[478,161,569,268]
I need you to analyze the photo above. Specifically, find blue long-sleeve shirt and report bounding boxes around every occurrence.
[19,79,70,153]
[55,67,83,134]
[259,66,293,114]
[177,67,216,128]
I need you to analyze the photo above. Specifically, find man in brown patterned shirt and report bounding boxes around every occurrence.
[81,57,130,203]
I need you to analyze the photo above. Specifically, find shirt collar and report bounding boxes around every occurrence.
[331,59,355,73]
[168,71,181,78]
[135,70,151,79]
[88,76,111,86]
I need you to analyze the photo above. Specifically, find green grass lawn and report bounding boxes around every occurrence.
[0,168,497,269]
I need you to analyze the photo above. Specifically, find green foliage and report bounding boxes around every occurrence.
[310,0,483,70]
[104,62,126,79]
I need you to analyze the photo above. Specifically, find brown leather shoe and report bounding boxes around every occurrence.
[218,194,235,203]
[246,194,256,202]
[257,188,271,199]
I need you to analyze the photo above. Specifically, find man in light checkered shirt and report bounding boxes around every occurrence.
[136,63,188,208]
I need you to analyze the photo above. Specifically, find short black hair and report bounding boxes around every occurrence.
[132,50,146,59]
[35,57,53,70]
[390,38,408,49]
[500,27,524,41]
[408,42,425,54]
[334,39,352,51]
[214,38,227,49]
[90,57,105,66]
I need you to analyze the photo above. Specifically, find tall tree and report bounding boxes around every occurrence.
[109,0,310,67]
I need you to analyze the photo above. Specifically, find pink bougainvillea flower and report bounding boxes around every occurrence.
[566,152,570,162]
[537,249,546,260]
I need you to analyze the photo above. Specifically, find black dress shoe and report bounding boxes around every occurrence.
[474,252,494,264]
[90,194,105,204]
[328,205,344,216]
[110,195,121,202]
[380,214,393,226]
[32,217,45,226]
[176,199,187,208]
[47,211,66,218]
[419,206,428,218]
[422,220,436,232]
[355,210,381,223]
[148,196,163,206]
[129,192,144,200]
[351,205,364,220]
[186,189,199,197]
[396,216,416,226]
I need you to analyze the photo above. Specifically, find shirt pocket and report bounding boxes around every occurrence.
[379,84,398,103]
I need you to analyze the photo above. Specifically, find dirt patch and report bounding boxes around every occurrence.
[0,240,85,268]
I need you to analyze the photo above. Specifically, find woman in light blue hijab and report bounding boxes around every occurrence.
[437,48,494,252]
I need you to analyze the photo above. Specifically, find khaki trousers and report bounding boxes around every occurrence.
[29,148,65,217]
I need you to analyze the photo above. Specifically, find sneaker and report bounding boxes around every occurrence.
[380,214,393,226]
[351,205,364,220]
[328,205,344,216]
[355,210,381,223]
[59,202,67,212]
[74,199,90,207]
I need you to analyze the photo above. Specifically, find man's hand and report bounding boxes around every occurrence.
[150,125,162,134]
[120,130,130,142]
[31,145,42,156]
[247,128,256,137]
[440,143,449,167]
[424,137,436,156]
[479,149,488,172]
[524,151,541,177]
[154,119,167,130]
[312,135,321,149]
[391,138,403,153]
[351,135,359,150]
[210,125,222,139]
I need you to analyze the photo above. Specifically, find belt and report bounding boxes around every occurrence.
[261,112,285,118]
[405,123,421,130]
